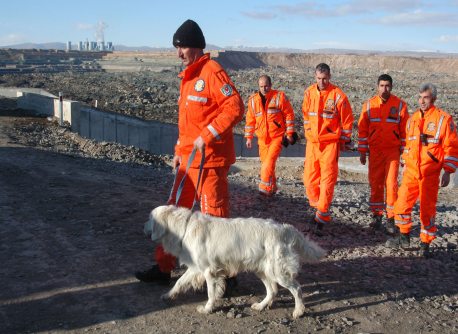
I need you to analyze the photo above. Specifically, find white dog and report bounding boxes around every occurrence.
[144,205,326,318]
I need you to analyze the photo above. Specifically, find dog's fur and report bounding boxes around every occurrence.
[144,205,326,318]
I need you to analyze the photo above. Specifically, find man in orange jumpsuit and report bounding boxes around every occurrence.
[302,63,354,234]
[358,74,408,232]
[245,75,296,196]
[136,19,244,282]
[386,83,458,257]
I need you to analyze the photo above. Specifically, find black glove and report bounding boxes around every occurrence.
[290,132,299,145]
[282,136,289,147]
[282,132,299,147]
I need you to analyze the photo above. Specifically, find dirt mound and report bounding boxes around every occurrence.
[214,51,458,74]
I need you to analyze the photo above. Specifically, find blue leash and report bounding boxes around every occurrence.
[173,147,205,211]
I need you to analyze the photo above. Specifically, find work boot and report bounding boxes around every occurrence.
[385,217,396,235]
[420,242,431,258]
[135,265,171,284]
[258,190,273,198]
[385,232,410,249]
[369,215,383,231]
[312,218,325,237]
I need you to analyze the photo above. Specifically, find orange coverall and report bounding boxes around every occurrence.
[302,83,354,224]
[358,94,408,218]
[244,90,295,195]
[156,53,244,272]
[394,106,458,244]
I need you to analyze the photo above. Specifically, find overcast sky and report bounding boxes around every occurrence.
[1,0,457,53]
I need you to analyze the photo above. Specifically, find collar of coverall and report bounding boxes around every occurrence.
[377,94,391,104]
[315,82,334,92]
[420,105,437,116]
[178,53,210,79]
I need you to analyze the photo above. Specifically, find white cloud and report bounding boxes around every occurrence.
[438,35,458,42]
[76,23,94,30]
[374,10,458,25]
[240,11,277,20]
[0,33,27,45]
[262,0,424,18]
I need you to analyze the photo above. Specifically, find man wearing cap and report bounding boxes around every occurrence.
[135,19,245,283]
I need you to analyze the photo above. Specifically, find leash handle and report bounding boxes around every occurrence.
[174,147,205,211]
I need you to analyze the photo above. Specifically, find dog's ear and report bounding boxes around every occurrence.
[147,205,176,241]
[152,205,176,225]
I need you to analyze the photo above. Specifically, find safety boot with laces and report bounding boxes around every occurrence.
[420,242,431,258]
[385,217,396,235]
[385,231,410,249]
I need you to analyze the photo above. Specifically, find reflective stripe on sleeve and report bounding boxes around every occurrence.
[207,124,221,140]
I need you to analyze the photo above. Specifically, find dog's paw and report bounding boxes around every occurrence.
[251,302,265,311]
[196,305,212,314]
[292,305,305,319]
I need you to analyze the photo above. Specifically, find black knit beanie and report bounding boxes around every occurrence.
[173,19,206,49]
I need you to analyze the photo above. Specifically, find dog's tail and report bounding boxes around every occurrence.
[284,225,327,262]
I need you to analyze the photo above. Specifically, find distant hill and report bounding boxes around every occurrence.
[0,42,67,50]
[1,42,456,58]
[0,42,222,52]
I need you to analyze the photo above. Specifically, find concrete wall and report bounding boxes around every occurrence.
[77,107,305,157]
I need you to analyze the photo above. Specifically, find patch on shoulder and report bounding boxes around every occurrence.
[220,84,233,97]
[194,79,205,92]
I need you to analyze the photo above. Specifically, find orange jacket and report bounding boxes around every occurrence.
[358,94,408,153]
[176,53,245,168]
[302,83,353,144]
[403,106,458,178]
[244,90,295,142]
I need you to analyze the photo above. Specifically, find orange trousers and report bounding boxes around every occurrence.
[258,137,283,195]
[303,141,339,224]
[368,148,400,218]
[394,171,439,244]
[155,165,230,273]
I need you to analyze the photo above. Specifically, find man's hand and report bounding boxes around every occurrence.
[286,135,294,145]
[246,138,252,149]
[172,155,182,171]
[441,171,451,187]
[193,136,205,153]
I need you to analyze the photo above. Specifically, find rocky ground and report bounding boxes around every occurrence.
[0,92,457,334]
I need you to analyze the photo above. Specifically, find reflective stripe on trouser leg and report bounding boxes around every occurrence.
[198,166,230,218]
[304,141,321,208]
[258,137,282,194]
[419,174,440,243]
[394,171,419,234]
[315,209,331,224]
